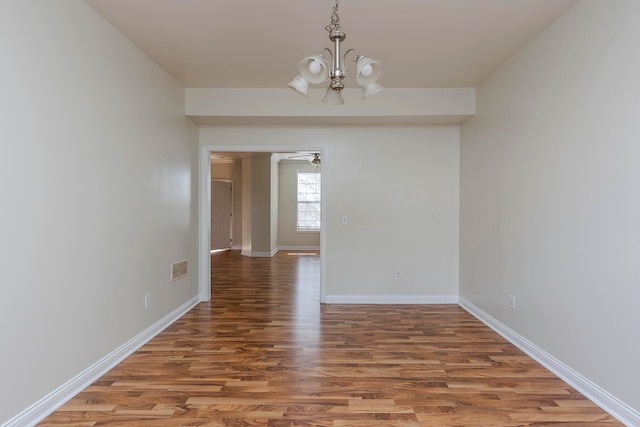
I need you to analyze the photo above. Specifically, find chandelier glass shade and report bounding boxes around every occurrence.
[288,0,383,104]
[310,153,321,167]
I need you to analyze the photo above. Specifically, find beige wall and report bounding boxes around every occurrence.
[249,156,273,255]
[0,1,199,423]
[241,158,253,253]
[270,155,280,253]
[460,0,640,415]
[200,125,460,300]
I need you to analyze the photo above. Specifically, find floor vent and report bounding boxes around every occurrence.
[171,260,188,282]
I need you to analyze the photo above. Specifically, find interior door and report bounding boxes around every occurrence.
[211,180,232,250]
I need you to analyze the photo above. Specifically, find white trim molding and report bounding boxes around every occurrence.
[198,145,212,302]
[240,248,279,258]
[278,246,321,251]
[458,297,640,427]
[4,296,200,427]
[324,294,458,305]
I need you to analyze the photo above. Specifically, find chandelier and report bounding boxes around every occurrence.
[309,153,321,167]
[288,0,383,105]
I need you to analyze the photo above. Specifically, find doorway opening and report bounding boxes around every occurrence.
[199,146,326,303]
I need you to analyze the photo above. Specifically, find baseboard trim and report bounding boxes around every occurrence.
[4,295,200,427]
[324,294,458,304]
[240,248,279,258]
[458,297,639,427]
[278,246,320,251]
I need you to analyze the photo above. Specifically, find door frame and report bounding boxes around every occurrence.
[198,145,326,303]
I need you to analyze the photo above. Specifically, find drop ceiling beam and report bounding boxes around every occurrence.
[186,88,475,125]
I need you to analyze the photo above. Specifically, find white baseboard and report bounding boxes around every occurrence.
[10,294,636,426]
[239,247,320,257]
[278,246,320,251]
[324,294,458,304]
[240,248,279,258]
[3,295,200,427]
[458,297,639,427]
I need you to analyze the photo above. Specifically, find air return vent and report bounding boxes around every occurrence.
[171,260,188,282]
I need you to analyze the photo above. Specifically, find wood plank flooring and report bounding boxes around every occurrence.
[39,250,622,426]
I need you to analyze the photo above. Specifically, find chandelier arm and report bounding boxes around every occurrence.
[343,48,360,60]
[322,47,333,62]
[343,48,361,70]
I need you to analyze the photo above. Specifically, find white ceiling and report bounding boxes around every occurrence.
[84,0,578,90]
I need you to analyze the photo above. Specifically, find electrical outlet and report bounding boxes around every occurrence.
[508,294,516,310]
[144,293,151,309]
[395,271,401,280]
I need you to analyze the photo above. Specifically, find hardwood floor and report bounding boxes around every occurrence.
[39,250,621,426]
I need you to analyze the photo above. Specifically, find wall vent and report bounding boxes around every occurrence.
[171,260,188,282]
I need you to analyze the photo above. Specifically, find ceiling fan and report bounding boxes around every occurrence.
[287,152,321,168]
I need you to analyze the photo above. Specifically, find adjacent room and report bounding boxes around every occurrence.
[1,1,638,425]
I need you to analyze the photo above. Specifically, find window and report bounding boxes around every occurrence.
[297,172,321,231]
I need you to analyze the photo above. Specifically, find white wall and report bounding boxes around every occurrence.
[278,161,322,249]
[200,125,460,300]
[460,0,640,415]
[0,1,198,424]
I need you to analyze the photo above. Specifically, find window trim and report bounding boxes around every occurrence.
[296,171,321,233]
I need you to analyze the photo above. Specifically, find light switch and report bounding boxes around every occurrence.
[341,215,348,225]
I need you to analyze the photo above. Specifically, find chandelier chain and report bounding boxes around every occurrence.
[325,0,342,33]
